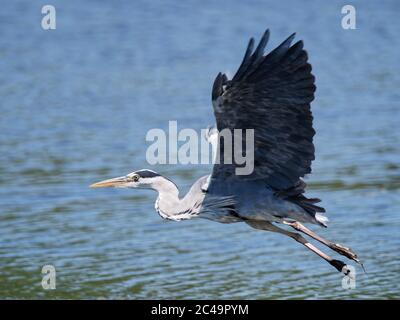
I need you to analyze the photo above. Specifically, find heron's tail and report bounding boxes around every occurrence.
[275,179,327,227]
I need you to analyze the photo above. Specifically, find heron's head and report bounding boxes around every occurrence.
[90,169,162,189]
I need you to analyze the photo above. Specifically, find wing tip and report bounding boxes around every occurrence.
[211,72,227,100]
[284,32,296,47]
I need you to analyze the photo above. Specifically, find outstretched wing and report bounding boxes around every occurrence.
[210,29,316,190]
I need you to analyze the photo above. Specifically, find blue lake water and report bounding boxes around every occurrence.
[0,0,399,299]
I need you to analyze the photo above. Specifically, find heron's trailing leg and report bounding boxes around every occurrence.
[246,220,351,275]
[282,221,362,266]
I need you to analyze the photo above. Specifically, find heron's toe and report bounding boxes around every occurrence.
[333,243,361,263]
[330,259,348,274]
[330,259,344,272]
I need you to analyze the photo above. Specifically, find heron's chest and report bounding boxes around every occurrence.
[155,198,194,221]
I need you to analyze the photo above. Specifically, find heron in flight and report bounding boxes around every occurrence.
[91,29,362,274]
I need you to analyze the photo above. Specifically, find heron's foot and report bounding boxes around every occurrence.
[329,259,355,277]
[331,243,361,265]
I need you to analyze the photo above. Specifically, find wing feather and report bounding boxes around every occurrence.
[210,30,316,190]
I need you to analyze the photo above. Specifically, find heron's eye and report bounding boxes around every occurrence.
[131,175,139,182]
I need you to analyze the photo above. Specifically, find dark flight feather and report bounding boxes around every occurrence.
[210,30,324,215]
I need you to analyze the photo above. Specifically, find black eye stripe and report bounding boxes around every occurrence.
[135,170,160,178]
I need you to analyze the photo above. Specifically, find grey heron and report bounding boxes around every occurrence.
[91,29,362,274]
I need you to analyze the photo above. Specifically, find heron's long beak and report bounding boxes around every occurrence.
[90,176,127,188]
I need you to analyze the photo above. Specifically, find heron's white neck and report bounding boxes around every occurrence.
[150,176,179,200]
[148,176,182,217]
